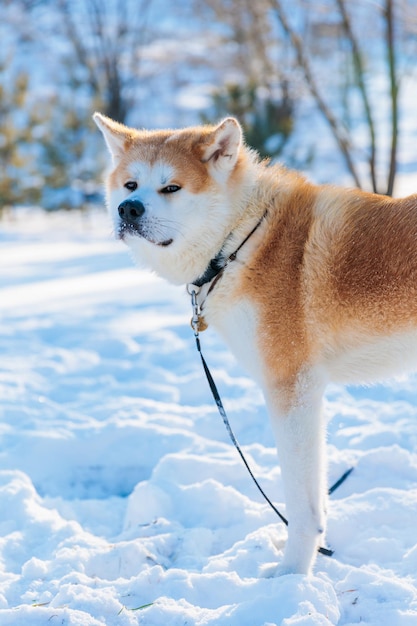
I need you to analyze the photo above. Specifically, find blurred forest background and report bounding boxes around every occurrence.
[1,0,417,215]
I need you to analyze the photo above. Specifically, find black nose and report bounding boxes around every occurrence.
[118,199,145,225]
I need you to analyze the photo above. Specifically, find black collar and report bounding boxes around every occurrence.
[192,252,225,288]
[191,212,267,288]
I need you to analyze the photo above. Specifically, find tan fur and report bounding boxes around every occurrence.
[234,171,417,393]
[94,112,417,576]
[238,177,318,390]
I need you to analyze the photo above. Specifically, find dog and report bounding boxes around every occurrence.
[94,112,417,575]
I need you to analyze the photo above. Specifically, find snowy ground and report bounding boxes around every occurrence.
[1,207,417,625]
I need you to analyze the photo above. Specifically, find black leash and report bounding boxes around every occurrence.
[328,466,354,496]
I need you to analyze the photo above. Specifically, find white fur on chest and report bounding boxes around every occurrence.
[204,294,264,384]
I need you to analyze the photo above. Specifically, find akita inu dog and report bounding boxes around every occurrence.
[94,112,417,575]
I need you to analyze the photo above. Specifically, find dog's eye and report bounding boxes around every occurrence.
[124,181,138,191]
[160,185,181,194]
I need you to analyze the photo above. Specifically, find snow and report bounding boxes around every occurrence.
[1,207,417,625]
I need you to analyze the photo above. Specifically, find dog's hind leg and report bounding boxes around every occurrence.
[265,370,328,575]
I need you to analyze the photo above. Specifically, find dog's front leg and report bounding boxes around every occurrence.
[265,373,327,575]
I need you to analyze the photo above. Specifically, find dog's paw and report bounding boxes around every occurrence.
[260,562,308,578]
[261,560,312,577]
[273,563,306,577]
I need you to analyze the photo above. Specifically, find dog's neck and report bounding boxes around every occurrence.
[191,210,267,289]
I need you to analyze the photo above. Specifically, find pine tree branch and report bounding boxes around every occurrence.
[336,0,378,193]
[385,0,399,197]
[270,0,362,189]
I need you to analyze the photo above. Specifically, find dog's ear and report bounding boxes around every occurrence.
[202,118,242,176]
[93,112,131,162]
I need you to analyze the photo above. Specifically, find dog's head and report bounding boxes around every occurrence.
[94,113,255,284]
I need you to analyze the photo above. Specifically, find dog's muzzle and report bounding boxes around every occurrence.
[117,198,173,247]
[117,199,145,238]
[118,199,145,228]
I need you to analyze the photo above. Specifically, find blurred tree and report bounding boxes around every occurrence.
[0,67,99,213]
[31,80,100,211]
[203,81,294,159]
[199,0,295,159]
[0,0,160,214]
[200,0,415,195]
[55,0,153,123]
[270,0,414,195]
[197,0,276,89]
[0,66,41,214]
